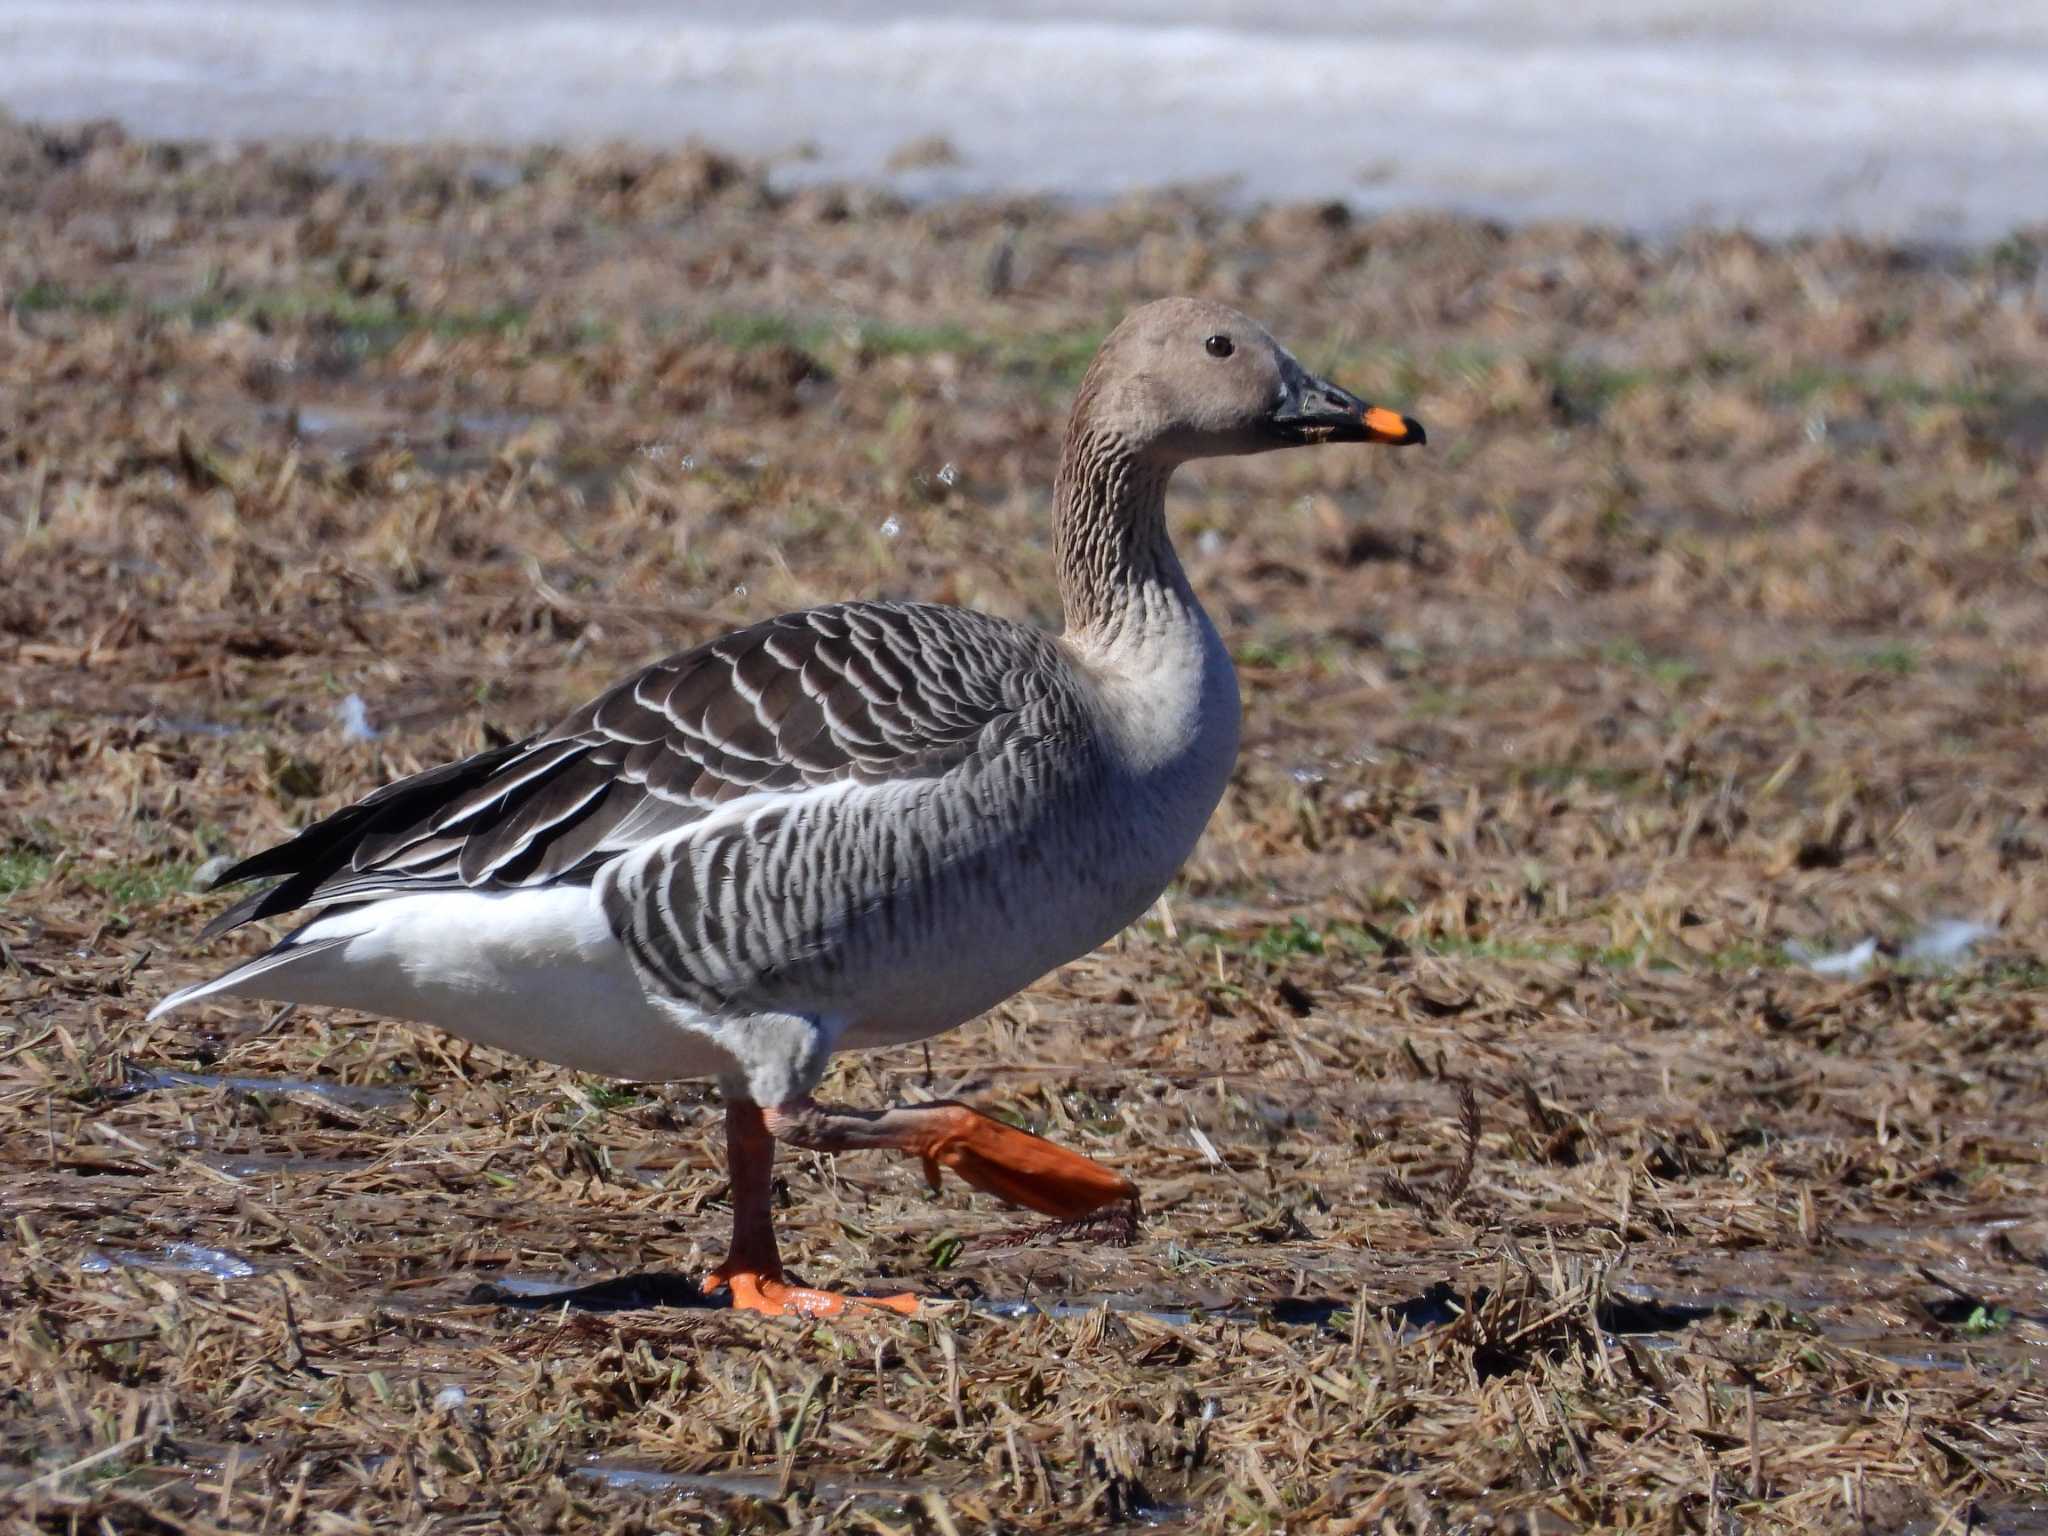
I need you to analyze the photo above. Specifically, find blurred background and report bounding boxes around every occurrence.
[4,0,2046,239]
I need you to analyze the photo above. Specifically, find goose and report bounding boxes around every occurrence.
[150,298,1424,1317]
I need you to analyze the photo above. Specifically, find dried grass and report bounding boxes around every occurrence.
[1,120,2044,1532]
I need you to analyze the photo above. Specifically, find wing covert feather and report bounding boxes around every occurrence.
[200,602,1066,936]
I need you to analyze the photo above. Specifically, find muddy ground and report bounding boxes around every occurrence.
[0,118,2044,1532]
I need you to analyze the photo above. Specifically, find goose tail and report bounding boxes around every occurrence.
[145,932,353,1021]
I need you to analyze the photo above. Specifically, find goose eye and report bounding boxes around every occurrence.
[1204,334,1233,359]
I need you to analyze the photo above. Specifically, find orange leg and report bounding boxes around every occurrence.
[701,1101,918,1319]
[765,1098,1139,1220]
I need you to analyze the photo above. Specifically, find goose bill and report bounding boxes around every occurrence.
[1270,371,1426,446]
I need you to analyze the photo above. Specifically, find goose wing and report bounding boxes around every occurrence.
[201,602,1057,939]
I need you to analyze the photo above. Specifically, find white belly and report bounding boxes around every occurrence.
[259,888,737,1081]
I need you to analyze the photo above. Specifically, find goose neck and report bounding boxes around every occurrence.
[1052,426,1192,648]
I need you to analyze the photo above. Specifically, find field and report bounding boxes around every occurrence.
[1,117,2044,1532]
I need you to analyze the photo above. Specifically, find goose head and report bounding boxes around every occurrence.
[1071,297,1425,465]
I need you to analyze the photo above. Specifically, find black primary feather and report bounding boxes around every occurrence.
[198,739,531,940]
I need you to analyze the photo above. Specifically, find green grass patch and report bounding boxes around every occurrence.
[82,858,198,911]
[1766,364,2009,411]
[1513,761,1651,795]
[847,320,983,357]
[570,1080,646,1115]
[11,279,129,316]
[1234,639,1299,670]
[1929,958,2048,999]
[1232,637,1350,676]
[1398,929,1645,968]
[1404,683,1465,719]
[1246,918,1325,963]
[158,287,532,351]
[0,850,56,900]
[1962,1304,2012,1335]
[1601,639,1702,689]
[12,275,535,349]
[1857,644,1919,677]
[704,310,816,350]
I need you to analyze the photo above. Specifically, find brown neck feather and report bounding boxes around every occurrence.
[1052,409,1178,642]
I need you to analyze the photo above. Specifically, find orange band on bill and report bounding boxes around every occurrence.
[1362,405,1424,444]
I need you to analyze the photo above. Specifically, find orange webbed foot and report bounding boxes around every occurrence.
[910,1103,1139,1220]
[704,1264,919,1319]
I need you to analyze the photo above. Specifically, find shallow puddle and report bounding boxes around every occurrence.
[82,1242,259,1280]
[192,1151,372,1177]
[573,1457,1196,1527]
[121,1063,412,1112]
[574,1458,923,1514]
